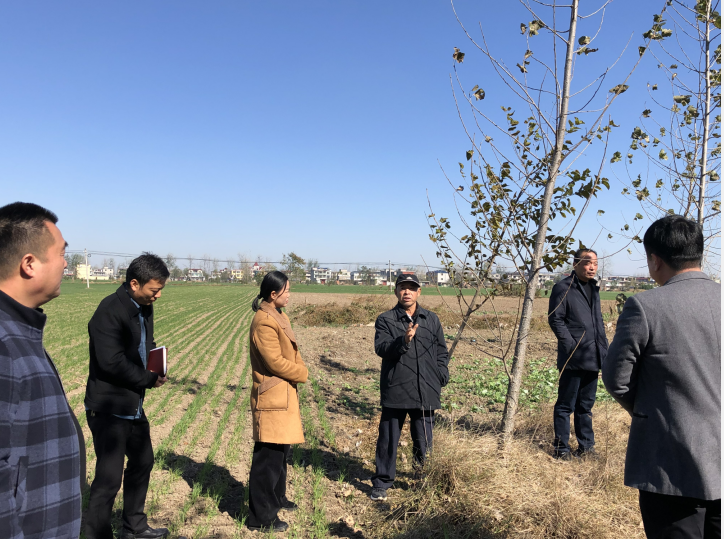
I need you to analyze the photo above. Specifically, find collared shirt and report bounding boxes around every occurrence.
[113,293,147,420]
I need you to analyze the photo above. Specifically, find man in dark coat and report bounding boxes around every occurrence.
[548,248,608,459]
[0,202,83,539]
[370,274,449,501]
[603,215,720,538]
[84,254,169,539]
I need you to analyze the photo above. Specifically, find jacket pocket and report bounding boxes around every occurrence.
[257,377,289,411]
[632,412,648,419]
[14,456,28,512]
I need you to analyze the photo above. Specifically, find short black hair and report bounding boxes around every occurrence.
[126,253,169,286]
[573,248,597,264]
[643,215,703,271]
[0,202,59,281]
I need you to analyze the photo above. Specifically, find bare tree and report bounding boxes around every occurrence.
[202,254,212,277]
[165,254,177,271]
[430,0,648,442]
[615,0,721,269]
[238,253,252,283]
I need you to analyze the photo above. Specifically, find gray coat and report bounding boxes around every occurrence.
[602,271,720,500]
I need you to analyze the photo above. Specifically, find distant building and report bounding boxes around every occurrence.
[187,269,205,282]
[75,264,111,281]
[310,267,332,284]
[251,262,264,277]
[230,269,246,281]
[337,269,351,282]
[426,270,450,286]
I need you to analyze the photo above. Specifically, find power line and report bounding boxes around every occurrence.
[65,250,448,269]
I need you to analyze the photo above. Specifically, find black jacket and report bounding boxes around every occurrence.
[84,284,159,416]
[374,303,450,410]
[548,272,609,371]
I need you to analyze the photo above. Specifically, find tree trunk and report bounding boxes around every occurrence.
[500,0,579,443]
[697,0,712,227]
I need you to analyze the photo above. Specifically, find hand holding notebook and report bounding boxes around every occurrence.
[147,346,167,377]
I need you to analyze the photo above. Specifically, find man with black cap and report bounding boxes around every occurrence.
[370,273,450,501]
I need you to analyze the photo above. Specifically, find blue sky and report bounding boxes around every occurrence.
[0,1,690,274]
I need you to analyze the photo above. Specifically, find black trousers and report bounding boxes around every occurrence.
[640,491,721,539]
[85,411,154,539]
[247,442,290,527]
[371,407,434,490]
[553,369,598,453]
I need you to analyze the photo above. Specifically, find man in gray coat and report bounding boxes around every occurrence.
[603,215,720,538]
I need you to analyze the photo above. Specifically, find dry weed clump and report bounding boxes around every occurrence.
[371,403,643,539]
[288,296,390,327]
[432,309,552,334]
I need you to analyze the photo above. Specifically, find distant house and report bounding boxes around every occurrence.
[187,269,205,282]
[251,262,264,278]
[337,269,351,282]
[230,269,246,281]
[75,264,111,281]
[310,267,332,284]
[426,270,450,286]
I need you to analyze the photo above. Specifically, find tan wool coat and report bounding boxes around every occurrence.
[249,301,308,444]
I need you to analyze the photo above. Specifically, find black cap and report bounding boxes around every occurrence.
[395,273,420,287]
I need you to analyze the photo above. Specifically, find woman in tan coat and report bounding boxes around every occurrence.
[246,271,308,533]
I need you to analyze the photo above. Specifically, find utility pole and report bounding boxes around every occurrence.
[388,260,392,291]
[84,248,91,289]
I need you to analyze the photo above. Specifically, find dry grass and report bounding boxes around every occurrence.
[289,297,554,336]
[369,403,643,539]
[289,296,390,327]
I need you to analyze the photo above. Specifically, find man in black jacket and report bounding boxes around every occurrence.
[85,253,169,539]
[370,274,449,501]
[548,248,608,460]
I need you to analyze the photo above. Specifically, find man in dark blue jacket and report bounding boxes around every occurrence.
[548,248,608,459]
[370,274,449,501]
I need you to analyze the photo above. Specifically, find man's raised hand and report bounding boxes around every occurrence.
[405,322,419,344]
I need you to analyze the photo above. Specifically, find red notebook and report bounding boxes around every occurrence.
[147,346,167,376]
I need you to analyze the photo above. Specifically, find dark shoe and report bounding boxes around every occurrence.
[552,450,572,461]
[575,447,599,460]
[280,497,298,511]
[370,487,388,501]
[247,519,289,532]
[120,526,169,539]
